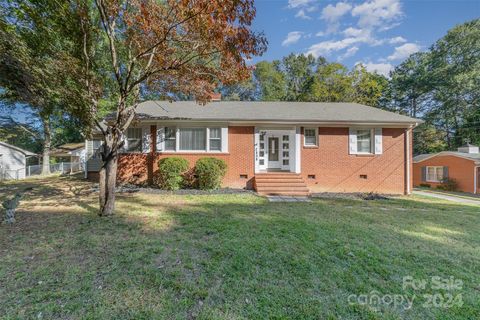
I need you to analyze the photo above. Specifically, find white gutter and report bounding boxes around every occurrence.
[131,119,418,128]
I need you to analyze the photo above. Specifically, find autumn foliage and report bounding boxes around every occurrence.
[77,0,267,215]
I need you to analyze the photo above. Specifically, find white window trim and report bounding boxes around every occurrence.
[208,128,222,152]
[163,127,176,151]
[426,166,444,183]
[354,128,375,155]
[159,126,227,153]
[303,127,318,147]
[177,127,207,152]
[124,128,143,153]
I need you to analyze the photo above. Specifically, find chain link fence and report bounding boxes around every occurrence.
[0,162,85,181]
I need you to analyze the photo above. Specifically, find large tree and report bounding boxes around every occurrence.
[300,59,352,102]
[254,60,286,101]
[0,1,84,174]
[74,0,266,215]
[428,18,480,148]
[282,53,316,101]
[387,19,480,152]
[386,52,431,118]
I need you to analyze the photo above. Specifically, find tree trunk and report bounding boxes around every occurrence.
[99,152,118,216]
[41,117,51,175]
[5,209,15,224]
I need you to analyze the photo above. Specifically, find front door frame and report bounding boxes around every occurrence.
[255,127,299,173]
[266,135,281,169]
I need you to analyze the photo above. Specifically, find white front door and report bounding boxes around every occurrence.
[267,136,281,169]
[257,130,292,171]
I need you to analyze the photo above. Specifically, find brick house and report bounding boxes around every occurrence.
[413,144,480,194]
[86,101,420,195]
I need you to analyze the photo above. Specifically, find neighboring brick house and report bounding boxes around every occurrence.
[413,144,480,194]
[86,101,420,195]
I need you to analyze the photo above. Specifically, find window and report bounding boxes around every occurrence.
[356,129,373,153]
[209,128,221,151]
[426,166,444,182]
[160,127,225,152]
[304,128,318,146]
[179,128,206,151]
[92,140,103,159]
[165,127,176,151]
[126,128,142,152]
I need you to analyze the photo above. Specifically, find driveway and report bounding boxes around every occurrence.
[413,190,480,206]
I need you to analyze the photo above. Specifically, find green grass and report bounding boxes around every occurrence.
[1,176,479,319]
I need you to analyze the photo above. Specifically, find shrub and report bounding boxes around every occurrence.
[156,157,189,190]
[419,183,431,188]
[440,177,459,192]
[195,157,227,190]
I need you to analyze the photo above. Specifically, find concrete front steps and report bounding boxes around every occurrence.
[254,172,310,196]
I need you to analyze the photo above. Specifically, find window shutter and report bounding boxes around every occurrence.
[221,127,228,152]
[156,127,164,151]
[142,126,151,153]
[443,166,448,179]
[421,166,427,182]
[349,128,357,154]
[374,128,383,154]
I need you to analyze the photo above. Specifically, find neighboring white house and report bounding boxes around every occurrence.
[50,142,86,163]
[0,141,36,180]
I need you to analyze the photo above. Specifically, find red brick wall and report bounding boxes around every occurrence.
[115,126,255,189]
[92,125,411,194]
[413,155,476,193]
[300,127,408,194]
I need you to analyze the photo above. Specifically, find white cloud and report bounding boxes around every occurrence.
[388,36,407,44]
[321,2,352,22]
[361,62,394,76]
[352,0,403,29]
[282,31,304,47]
[387,43,421,60]
[342,27,367,37]
[295,9,312,20]
[321,2,352,33]
[339,46,359,60]
[316,31,326,37]
[307,37,366,57]
[288,0,315,9]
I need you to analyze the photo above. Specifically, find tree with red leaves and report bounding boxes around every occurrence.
[77,0,267,216]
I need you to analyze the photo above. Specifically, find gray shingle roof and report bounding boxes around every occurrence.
[119,100,421,124]
[414,151,480,163]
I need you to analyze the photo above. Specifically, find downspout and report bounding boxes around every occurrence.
[405,127,411,195]
[474,166,479,194]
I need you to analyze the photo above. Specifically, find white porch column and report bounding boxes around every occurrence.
[254,127,260,173]
[295,126,301,173]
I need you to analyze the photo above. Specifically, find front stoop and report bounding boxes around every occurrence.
[254,173,310,196]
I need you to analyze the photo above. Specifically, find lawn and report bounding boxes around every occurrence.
[1,176,479,319]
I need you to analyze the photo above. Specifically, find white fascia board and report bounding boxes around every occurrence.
[128,119,419,128]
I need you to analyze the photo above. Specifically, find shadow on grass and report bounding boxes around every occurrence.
[1,176,479,319]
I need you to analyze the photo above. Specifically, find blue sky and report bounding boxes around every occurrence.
[250,0,480,75]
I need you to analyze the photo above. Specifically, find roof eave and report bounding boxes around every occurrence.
[120,117,420,127]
